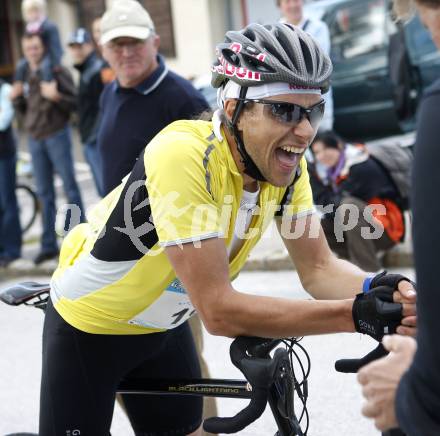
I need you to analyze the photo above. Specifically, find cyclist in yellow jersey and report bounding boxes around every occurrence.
[40,22,417,436]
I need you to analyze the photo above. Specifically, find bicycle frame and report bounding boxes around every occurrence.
[116,368,300,435]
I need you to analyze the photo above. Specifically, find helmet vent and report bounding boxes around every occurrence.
[243,28,257,42]
[222,49,241,67]
[242,53,276,73]
[299,38,314,73]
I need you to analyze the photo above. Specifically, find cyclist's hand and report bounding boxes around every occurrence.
[352,286,402,342]
[393,280,417,337]
[369,271,417,338]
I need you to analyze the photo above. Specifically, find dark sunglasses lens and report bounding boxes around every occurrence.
[270,103,301,123]
[309,102,325,128]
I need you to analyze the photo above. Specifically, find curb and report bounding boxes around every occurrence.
[0,251,414,280]
[242,250,413,272]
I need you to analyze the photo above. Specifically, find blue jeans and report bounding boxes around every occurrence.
[28,126,85,253]
[84,140,104,197]
[0,153,22,258]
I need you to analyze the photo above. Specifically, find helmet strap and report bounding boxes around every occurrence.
[228,86,267,182]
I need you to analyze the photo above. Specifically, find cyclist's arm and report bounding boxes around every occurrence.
[165,237,355,339]
[277,213,367,300]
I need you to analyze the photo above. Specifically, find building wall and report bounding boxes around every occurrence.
[1,0,244,81]
[47,0,78,68]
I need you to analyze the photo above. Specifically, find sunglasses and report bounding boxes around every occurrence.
[238,98,325,129]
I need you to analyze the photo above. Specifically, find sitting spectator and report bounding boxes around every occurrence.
[309,131,404,271]
[0,79,22,267]
[68,28,106,197]
[14,0,63,87]
[11,33,84,265]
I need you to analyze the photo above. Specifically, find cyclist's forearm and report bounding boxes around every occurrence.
[202,290,355,338]
[302,254,367,300]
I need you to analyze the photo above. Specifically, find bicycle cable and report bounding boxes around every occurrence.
[280,337,311,435]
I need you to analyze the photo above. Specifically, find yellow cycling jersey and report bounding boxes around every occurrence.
[51,119,315,334]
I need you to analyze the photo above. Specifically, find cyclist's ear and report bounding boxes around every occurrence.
[223,98,237,122]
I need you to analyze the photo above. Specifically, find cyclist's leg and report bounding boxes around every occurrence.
[119,321,203,436]
[39,299,120,436]
[189,315,218,429]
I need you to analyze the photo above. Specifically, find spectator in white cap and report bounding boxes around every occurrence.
[96,0,209,195]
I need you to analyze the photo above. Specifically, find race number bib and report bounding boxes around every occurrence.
[127,278,196,329]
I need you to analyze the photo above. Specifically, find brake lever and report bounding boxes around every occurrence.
[335,343,388,373]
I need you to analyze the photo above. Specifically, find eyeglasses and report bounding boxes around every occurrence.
[238,98,325,129]
[106,39,146,53]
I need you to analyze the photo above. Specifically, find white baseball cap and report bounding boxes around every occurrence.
[101,0,155,45]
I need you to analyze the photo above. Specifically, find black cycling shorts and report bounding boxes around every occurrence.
[39,299,202,436]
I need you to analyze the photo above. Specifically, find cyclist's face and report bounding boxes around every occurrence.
[417,4,440,50]
[231,93,321,187]
[103,35,159,87]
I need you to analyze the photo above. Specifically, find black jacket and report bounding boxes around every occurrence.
[97,55,209,195]
[74,51,105,144]
[395,78,440,436]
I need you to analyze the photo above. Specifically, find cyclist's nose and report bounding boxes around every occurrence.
[291,115,314,138]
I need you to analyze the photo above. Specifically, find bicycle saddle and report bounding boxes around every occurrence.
[0,282,50,306]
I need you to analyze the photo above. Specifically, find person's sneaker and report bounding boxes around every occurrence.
[34,250,59,265]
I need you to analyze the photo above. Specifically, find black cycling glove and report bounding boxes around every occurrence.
[352,285,403,342]
[368,270,416,291]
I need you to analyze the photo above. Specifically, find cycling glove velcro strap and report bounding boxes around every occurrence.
[362,277,374,293]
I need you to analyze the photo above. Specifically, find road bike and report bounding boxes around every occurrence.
[0,282,406,436]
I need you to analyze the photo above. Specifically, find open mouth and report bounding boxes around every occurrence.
[275,145,305,169]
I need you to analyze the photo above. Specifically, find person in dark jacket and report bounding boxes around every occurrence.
[68,28,106,197]
[309,131,404,272]
[97,0,210,195]
[11,33,85,265]
[358,1,440,434]
[0,79,22,267]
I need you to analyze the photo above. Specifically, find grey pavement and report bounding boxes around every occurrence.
[0,268,415,436]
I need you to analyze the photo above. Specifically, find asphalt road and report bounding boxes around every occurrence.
[0,268,415,436]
